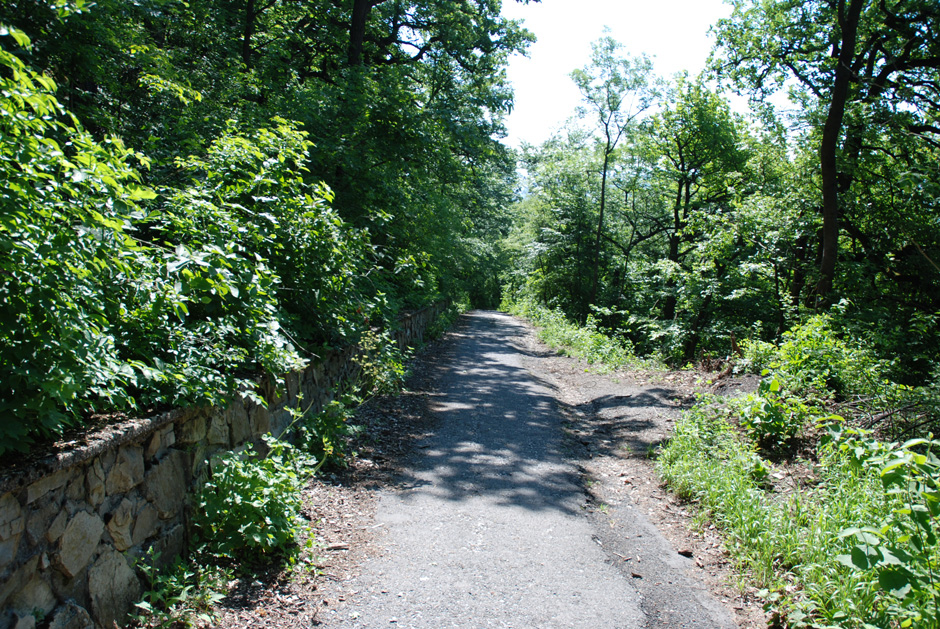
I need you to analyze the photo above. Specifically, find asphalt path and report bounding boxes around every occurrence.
[330,311,737,628]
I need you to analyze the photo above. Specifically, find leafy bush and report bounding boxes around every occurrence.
[160,119,379,347]
[0,28,161,450]
[830,423,940,627]
[658,402,898,627]
[193,436,312,560]
[297,396,361,468]
[356,328,410,397]
[772,314,889,400]
[732,373,808,448]
[0,28,389,454]
[133,550,228,629]
[658,397,770,502]
[737,337,778,374]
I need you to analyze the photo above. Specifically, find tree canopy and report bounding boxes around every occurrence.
[0,0,534,452]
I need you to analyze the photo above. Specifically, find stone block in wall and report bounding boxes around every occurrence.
[9,573,56,621]
[0,493,24,571]
[88,548,139,629]
[229,404,250,446]
[46,510,68,544]
[26,469,71,505]
[0,494,24,541]
[131,503,158,548]
[85,460,105,509]
[150,524,184,571]
[207,410,230,446]
[177,411,207,445]
[269,409,292,440]
[163,425,177,449]
[145,431,162,461]
[285,371,300,408]
[57,511,104,579]
[145,425,174,462]
[49,565,89,614]
[306,364,321,390]
[0,537,18,574]
[47,601,94,629]
[143,449,188,520]
[11,612,36,629]
[0,555,38,608]
[25,499,58,546]
[105,446,144,496]
[106,499,134,552]
[249,404,271,437]
[65,475,83,503]
[100,447,117,470]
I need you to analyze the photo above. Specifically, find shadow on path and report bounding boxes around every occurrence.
[398,311,581,514]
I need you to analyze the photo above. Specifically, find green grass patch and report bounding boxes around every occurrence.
[504,299,649,371]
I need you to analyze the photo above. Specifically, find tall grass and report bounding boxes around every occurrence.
[657,403,900,626]
[504,299,642,371]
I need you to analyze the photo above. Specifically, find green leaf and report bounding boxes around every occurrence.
[0,27,31,48]
[878,568,913,599]
[845,544,881,570]
[127,184,157,201]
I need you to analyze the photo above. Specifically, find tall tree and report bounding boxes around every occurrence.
[712,0,940,302]
[646,75,749,324]
[570,36,656,307]
[0,0,535,308]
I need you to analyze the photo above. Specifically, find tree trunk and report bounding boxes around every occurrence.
[789,232,809,312]
[661,180,685,321]
[348,0,372,66]
[683,293,713,361]
[242,0,256,69]
[817,0,864,301]
[590,149,611,307]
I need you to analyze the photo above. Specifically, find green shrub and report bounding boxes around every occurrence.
[657,397,770,503]
[738,338,778,374]
[732,373,808,448]
[773,314,889,399]
[161,118,379,347]
[0,28,388,454]
[297,396,361,468]
[0,29,162,450]
[133,550,228,629]
[193,436,312,560]
[829,423,940,627]
[356,328,410,397]
[658,396,940,627]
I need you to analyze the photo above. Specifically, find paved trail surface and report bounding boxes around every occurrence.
[330,312,737,628]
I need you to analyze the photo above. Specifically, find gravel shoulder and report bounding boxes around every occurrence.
[214,311,768,628]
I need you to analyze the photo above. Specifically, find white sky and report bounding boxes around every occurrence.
[500,0,735,148]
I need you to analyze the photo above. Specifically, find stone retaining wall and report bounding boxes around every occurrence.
[0,303,448,629]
